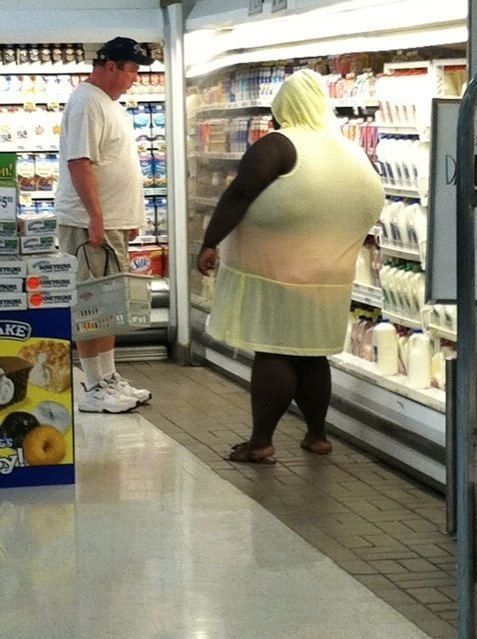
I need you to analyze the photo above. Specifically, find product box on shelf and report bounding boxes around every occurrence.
[18,213,57,236]
[27,253,77,275]
[0,220,17,236]
[0,237,19,254]
[0,279,23,293]
[128,245,164,277]
[27,289,76,309]
[0,293,27,311]
[25,273,76,292]
[20,235,56,254]
[0,257,27,278]
[0,308,74,488]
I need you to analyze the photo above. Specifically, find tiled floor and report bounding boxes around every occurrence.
[119,360,458,639]
[1,373,432,639]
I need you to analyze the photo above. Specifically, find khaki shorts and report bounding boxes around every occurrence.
[58,225,130,282]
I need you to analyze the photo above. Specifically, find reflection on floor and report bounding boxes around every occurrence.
[0,401,432,638]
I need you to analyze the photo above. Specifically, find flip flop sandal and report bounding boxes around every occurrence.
[300,439,333,455]
[227,442,276,465]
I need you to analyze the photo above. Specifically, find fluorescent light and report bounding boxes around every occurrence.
[185,0,467,76]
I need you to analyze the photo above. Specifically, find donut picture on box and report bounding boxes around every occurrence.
[0,310,74,485]
[18,339,71,393]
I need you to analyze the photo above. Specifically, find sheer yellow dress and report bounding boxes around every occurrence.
[207,70,384,356]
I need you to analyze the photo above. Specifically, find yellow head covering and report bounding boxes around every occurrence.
[271,69,336,130]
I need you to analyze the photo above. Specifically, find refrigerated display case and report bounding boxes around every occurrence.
[184,0,468,488]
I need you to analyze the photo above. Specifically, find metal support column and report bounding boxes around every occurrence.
[162,0,191,362]
[455,73,477,639]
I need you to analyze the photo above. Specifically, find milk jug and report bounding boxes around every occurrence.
[407,329,431,388]
[373,319,398,376]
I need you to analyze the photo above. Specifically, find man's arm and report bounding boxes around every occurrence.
[198,132,296,275]
[67,158,104,247]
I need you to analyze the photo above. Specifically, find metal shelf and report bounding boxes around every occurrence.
[382,310,422,329]
[383,185,421,198]
[195,99,273,113]
[330,97,379,108]
[330,351,445,413]
[196,152,243,160]
[352,283,382,307]
[379,243,421,262]
[426,324,457,342]
[193,196,218,207]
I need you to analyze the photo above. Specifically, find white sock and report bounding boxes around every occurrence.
[80,356,103,390]
[99,349,116,380]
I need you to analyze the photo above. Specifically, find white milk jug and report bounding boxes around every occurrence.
[407,329,432,389]
[373,319,398,376]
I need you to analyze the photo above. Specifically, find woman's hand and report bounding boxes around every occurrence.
[197,247,217,276]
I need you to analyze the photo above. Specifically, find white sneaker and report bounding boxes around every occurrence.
[106,372,152,405]
[78,381,138,413]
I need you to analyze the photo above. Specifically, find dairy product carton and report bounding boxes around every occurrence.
[0,278,23,293]
[0,257,26,278]
[18,213,57,236]
[0,237,19,255]
[0,292,27,310]
[27,252,78,275]
[0,220,17,237]
[27,289,77,309]
[20,234,56,254]
[25,272,76,292]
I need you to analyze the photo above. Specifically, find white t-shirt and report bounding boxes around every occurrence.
[55,82,146,229]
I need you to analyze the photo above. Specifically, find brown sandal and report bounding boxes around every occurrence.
[300,438,333,455]
[227,442,276,465]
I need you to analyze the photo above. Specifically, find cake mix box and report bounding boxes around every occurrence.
[0,308,74,487]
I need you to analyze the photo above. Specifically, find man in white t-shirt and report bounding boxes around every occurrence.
[56,37,153,413]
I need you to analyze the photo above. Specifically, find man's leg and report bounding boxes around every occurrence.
[77,335,115,390]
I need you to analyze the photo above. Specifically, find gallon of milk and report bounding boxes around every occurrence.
[407,329,432,389]
[373,319,398,376]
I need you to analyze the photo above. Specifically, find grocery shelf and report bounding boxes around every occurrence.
[330,97,379,108]
[19,190,55,199]
[375,123,423,135]
[379,243,421,262]
[143,187,167,196]
[426,323,457,342]
[193,196,218,207]
[382,310,422,329]
[196,152,243,160]
[0,61,165,75]
[195,99,273,112]
[383,185,421,198]
[330,351,445,413]
[352,283,382,307]
[0,93,165,105]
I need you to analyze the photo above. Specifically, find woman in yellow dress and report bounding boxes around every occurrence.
[198,69,384,464]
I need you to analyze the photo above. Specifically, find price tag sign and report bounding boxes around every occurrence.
[0,187,17,221]
[249,0,263,15]
[272,0,287,11]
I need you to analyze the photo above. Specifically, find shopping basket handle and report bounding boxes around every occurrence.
[74,241,122,277]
